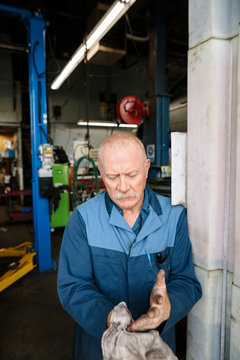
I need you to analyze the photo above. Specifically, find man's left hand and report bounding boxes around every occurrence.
[127,269,171,332]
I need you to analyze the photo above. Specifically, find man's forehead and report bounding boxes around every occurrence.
[105,166,139,174]
[102,141,143,159]
[102,149,144,166]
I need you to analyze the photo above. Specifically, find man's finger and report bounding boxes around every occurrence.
[107,310,112,328]
[127,315,150,332]
[147,306,159,319]
[155,269,166,287]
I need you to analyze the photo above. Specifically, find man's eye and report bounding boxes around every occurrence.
[108,176,117,180]
[129,174,137,178]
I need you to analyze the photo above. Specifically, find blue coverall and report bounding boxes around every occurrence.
[57,186,202,359]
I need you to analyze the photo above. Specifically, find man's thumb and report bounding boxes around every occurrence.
[156,269,166,287]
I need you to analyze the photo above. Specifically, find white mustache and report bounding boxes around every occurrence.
[115,192,137,200]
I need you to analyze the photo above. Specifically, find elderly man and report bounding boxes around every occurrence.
[57,133,202,360]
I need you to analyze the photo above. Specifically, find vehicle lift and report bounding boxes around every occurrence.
[0,4,55,291]
[0,242,37,292]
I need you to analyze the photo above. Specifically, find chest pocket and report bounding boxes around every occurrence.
[92,254,122,303]
[151,248,171,284]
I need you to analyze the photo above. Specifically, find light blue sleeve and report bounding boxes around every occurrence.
[57,208,114,341]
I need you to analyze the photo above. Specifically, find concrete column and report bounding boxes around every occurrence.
[187,0,240,359]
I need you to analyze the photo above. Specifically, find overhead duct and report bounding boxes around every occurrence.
[87,41,126,66]
[126,33,150,42]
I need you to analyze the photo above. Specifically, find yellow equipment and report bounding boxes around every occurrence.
[0,242,36,292]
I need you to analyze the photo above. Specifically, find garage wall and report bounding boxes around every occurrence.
[46,58,148,156]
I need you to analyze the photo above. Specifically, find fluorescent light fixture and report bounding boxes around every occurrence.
[86,2,125,49]
[77,120,137,128]
[51,0,136,90]
[51,45,85,90]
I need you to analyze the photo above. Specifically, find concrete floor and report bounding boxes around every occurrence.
[0,204,73,360]
[0,203,187,360]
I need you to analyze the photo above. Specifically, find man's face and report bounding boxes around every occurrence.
[98,141,150,212]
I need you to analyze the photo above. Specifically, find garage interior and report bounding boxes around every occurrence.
[1,0,240,359]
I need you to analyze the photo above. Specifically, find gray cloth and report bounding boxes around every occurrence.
[101,302,178,360]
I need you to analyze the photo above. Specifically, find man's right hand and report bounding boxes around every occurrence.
[127,269,171,332]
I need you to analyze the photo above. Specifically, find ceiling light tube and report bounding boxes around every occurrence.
[51,45,85,90]
[86,2,125,49]
[51,0,136,90]
[77,121,137,128]
[71,45,85,64]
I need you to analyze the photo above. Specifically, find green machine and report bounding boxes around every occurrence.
[50,163,70,228]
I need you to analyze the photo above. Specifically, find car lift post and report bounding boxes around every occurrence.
[142,0,169,178]
[0,4,55,272]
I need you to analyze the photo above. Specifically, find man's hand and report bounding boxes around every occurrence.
[107,310,112,328]
[127,269,171,332]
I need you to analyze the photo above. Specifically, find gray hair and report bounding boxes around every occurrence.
[98,133,146,166]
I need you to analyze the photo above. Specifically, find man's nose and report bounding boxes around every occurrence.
[118,175,129,192]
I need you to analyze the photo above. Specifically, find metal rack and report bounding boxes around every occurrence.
[5,189,32,220]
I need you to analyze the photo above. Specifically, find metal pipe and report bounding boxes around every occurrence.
[0,42,28,52]
[220,12,233,359]
[126,33,149,42]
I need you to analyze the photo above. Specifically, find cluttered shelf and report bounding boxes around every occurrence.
[4,189,32,220]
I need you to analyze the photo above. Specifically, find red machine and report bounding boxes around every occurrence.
[116,96,145,125]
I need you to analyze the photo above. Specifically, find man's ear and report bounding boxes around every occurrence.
[146,158,151,178]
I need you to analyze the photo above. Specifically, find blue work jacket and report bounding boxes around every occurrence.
[57,186,202,360]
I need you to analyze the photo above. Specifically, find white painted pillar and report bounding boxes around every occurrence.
[187,0,240,359]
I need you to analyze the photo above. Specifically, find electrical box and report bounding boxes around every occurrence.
[38,143,54,198]
[52,163,69,186]
[50,164,70,228]
[39,143,54,169]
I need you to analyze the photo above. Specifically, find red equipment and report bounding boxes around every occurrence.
[116,96,144,125]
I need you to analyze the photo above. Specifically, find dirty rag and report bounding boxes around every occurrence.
[101,302,178,360]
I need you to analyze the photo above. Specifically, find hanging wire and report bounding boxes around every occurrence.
[71,156,100,209]
[32,41,45,78]
[84,42,90,153]
[124,13,147,100]
[45,31,62,75]
[48,68,85,121]
[32,41,53,144]
[125,13,142,66]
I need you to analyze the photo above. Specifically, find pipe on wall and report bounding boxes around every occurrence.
[220,21,233,360]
